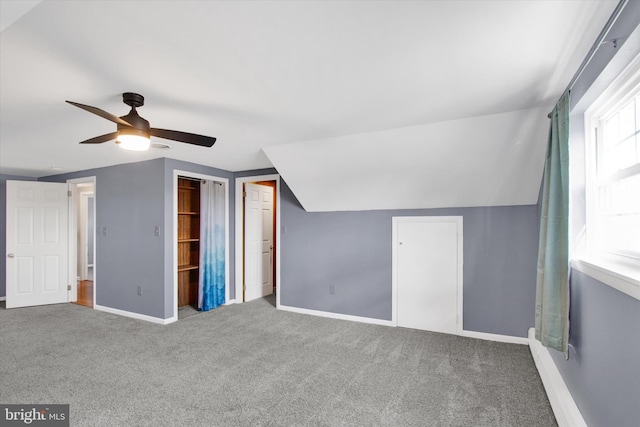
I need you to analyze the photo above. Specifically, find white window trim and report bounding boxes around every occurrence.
[579,53,640,301]
[571,258,640,300]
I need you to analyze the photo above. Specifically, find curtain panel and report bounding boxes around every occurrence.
[199,181,226,311]
[535,92,570,358]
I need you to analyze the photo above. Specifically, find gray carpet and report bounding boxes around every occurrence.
[0,297,557,426]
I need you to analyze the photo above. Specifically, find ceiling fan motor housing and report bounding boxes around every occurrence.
[119,93,150,135]
[122,92,144,108]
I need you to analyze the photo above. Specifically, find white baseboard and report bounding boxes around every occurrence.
[461,330,528,345]
[94,304,177,325]
[0,296,6,302]
[528,328,587,427]
[224,299,236,305]
[278,304,394,326]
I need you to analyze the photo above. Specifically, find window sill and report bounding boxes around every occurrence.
[571,256,640,300]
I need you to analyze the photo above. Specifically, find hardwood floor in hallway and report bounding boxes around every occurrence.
[74,280,93,308]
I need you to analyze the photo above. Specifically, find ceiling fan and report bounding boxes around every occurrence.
[66,92,216,151]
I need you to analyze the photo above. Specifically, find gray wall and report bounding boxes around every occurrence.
[40,158,235,319]
[42,160,167,318]
[550,271,640,427]
[1,174,37,298]
[279,180,540,337]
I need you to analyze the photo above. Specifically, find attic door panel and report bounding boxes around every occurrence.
[397,220,458,334]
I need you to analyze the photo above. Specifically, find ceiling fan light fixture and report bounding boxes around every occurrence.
[116,128,150,151]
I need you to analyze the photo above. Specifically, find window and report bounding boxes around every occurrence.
[593,92,640,257]
[580,53,640,298]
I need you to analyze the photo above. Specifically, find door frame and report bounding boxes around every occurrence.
[235,174,281,308]
[67,176,96,307]
[391,216,463,334]
[172,170,230,321]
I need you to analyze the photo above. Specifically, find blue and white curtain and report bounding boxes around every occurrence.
[198,180,225,311]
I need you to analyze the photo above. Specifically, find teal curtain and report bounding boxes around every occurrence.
[198,181,226,311]
[535,92,570,358]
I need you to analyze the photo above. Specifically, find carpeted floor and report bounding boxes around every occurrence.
[0,296,557,426]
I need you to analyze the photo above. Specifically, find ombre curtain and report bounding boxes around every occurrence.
[198,181,225,311]
[535,92,570,358]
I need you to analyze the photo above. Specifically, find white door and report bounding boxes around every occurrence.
[6,181,70,308]
[243,183,274,302]
[395,217,462,334]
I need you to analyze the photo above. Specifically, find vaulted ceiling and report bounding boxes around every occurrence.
[0,1,619,210]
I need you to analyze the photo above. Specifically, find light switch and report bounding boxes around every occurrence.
[154,226,160,236]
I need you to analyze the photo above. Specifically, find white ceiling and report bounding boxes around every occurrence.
[0,1,619,210]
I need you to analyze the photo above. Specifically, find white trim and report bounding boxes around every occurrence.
[234,174,281,308]
[0,296,6,302]
[66,176,96,308]
[278,304,394,327]
[173,170,230,320]
[528,328,587,427]
[224,299,236,305]
[95,304,176,325]
[391,216,464,334]
[571,258,640,300]
[461,330,528,345]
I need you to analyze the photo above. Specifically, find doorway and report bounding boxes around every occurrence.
[69,178,96,308]
[235,174,280,306]
[243,181,275,302]
[392,216,463,334]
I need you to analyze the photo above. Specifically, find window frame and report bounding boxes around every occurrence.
[579,53,640,300]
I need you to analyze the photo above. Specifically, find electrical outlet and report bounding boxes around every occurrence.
[102,226,108,236]
[329,285,335,295]
[137,286,143,296]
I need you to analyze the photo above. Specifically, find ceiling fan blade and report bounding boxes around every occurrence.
[66,100,133,127]
[79,132,118,144]
[150,128,216,147]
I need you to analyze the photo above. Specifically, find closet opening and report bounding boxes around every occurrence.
[174,171,230,321]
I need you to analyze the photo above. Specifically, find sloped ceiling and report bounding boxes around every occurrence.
[0,1,618,211]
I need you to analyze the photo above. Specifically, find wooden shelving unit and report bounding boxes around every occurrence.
[177,178,200,307]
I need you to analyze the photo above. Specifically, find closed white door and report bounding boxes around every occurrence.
[243,183,274,302]
[395,217,461,334]
[6,181,70,308]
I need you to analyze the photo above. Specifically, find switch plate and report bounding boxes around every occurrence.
[154,226,160,236]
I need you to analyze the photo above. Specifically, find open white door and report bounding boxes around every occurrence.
[6,181,70,308]
[243,183,274,302]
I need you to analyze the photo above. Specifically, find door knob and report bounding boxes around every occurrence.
[7,253,15,258]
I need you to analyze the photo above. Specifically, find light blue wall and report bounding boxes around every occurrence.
[1,174,38,298]
[279,180,540,337]
[550,271,640,427]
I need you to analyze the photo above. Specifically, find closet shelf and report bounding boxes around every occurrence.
[178,185,199,190]
[178,264,199,272]
[178,238,199,243]
[178,211,199,215]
